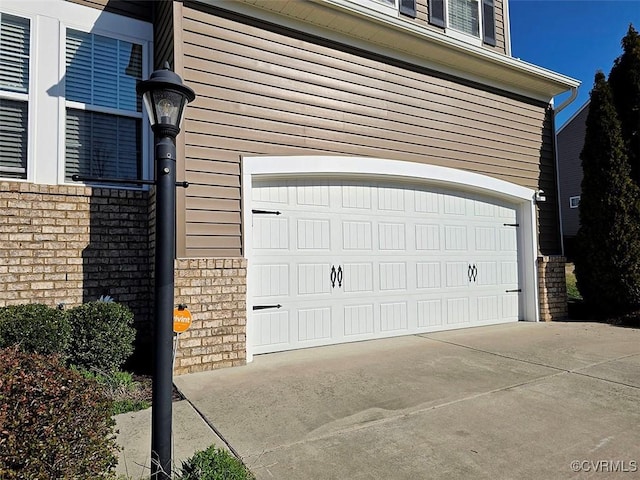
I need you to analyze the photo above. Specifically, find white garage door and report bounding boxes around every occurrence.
[248,178,521,354]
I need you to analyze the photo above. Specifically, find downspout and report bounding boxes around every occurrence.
[552,86,579,257]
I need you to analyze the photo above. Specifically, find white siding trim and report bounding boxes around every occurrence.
[242,155,540,361]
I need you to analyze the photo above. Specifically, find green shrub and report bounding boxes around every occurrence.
[179,446,254,480]
[67,301,136,372]
[0,346,119,479]
[0,303,70,355]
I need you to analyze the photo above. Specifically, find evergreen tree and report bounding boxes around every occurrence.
[608,24,640,187]
[574,71,640,314]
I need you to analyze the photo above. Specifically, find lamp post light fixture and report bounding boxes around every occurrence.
[136,62,195,480]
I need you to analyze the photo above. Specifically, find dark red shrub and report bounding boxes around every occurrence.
[0,346,119,479]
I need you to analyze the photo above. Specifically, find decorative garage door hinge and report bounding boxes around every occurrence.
[253,304,282,311]
[505,289,522,293]
[503,223,519,227]
[252,209,281,215]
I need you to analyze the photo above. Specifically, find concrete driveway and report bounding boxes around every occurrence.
[174,322,640,479]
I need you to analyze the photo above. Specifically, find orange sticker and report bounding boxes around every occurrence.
[173,308,192,333]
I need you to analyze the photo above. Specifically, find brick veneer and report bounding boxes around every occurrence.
[0,181,151,316]
[0,181,247,375]
[173,258,247,375]
[538,255,568,322]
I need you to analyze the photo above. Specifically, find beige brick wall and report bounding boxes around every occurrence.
[1,181,248,375]
[173,258,247,375]
[0,181,151,313]
[538,255,568,322]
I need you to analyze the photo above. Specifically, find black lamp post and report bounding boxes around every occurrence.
[137,63,195,480]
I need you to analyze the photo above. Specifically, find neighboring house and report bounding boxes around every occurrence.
[0,0,578,374]
[557,101,589,259]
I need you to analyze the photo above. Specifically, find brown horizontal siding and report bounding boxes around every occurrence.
[65,0,152,21]
[179,5,554,258]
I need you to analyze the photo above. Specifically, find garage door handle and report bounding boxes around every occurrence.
[505,289,522,293]
[337,266,343,287]
[330,265,337,288]
[468,264,478,283]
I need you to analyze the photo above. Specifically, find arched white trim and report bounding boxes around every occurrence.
[242,155,540,362]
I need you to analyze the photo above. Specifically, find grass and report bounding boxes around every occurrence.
[78,369,152,415]
[565,263,582,302]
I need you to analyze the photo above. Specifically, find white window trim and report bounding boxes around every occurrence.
[569,195,580,209]
[444,0,483,47]
[1,0,152,187]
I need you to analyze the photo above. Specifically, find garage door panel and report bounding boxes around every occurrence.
[344,304,375,336]
[254,217,289,250]
[254,311,290,348]
[475,226,497,251]
[477,295,499,322]
[445,262,469,288]
[296,183,330,207]
[341,184,372,209]
[297,307,332,342]
[447,298,470,324]
[380,302,408,332]
[414,190,440,213]
[297,263,331,295]
[476,261,498,286]
[254,264,290,297]
[250,178,522,354]
[379,262,407,291]
[296,218,331,250]
[343,263,373,293]
[416,262,441,289]
[343,220,373,250]
[378,186,405,211]
[501,261,518,285]
[417,299,443,327]
[378,222,406,250]
[444,225,468,250]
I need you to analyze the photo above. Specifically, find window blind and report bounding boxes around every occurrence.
[448,0,479,37]
[65,29,141,112]
[0,14,30,179]
[65,109,140,181]
[65,29,143,182]
[0,14,30,94]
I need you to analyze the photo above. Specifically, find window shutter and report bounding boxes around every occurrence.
[399,0,417,18]
[482,0,496,46]
[428,0,446,28]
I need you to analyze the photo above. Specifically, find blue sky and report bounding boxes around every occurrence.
[508,0,640,128]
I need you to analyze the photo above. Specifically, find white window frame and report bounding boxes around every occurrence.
[569,196,580,209]
[445,0,483,46]
[0,0,152,187]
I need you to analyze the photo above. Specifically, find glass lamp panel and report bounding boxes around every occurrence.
[151,89,184,127]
